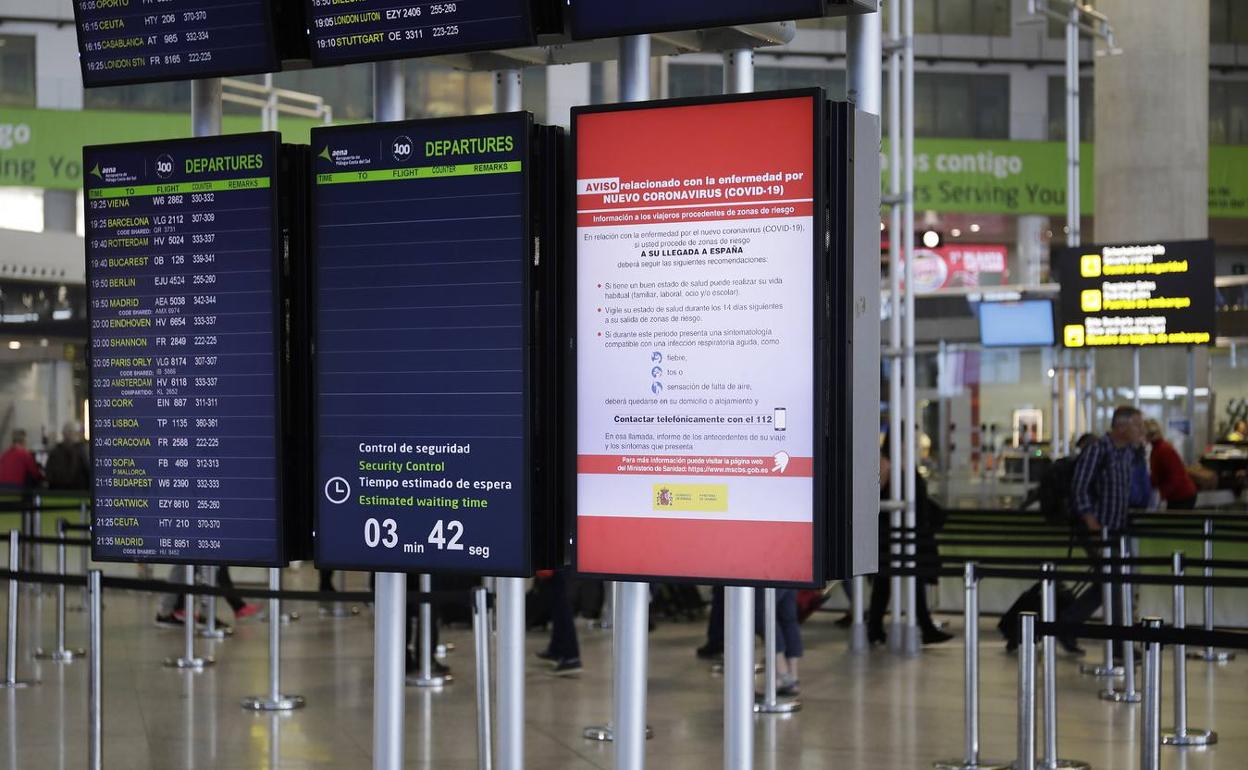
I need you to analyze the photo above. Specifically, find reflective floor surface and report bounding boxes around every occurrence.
[0,567,1242,769]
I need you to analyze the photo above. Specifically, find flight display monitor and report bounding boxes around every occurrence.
[977,300,1055,348]
[569,0,829,39]
[72,0,281,87]
[85,133,289,566]
[305,0,536,66]
[1054,239,1216,348]
[312,113,538,576]
[571,91,835,587]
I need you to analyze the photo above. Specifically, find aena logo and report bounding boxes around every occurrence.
[0,123,32,150]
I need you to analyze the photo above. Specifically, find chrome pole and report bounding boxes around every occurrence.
[373,572,406,770]
[165,565,212,670]
[886,0,904,653]
[88,569,102,770]
[1040,565,1088,770]
[35,520,83,662]
[1162,553,1215,746]
[1190,519,1234,662]
[901,0,920,658]
[473,587,493,770]
[410,573,448,687]
[2,529,33,688]
[755,588,799,714]
[724,586,754,769]
[1017,613,1037,770]
[1140,618,1162,770]
[1100,537,1139,703]
[242,568,305,711]
[77,500,89,611]
[1080,529,1122,677]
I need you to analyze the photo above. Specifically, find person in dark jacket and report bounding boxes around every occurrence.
[45,422,90,490]
[869,443,952,646]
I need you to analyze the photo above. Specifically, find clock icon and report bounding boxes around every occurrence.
[324,476,351,505]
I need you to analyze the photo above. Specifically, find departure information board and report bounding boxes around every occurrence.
[305,0,534,66]
[85,133,286,566]
[72,0,280,87]
[570,0,828,39]
[1055,239,1215,348]
[572,93,824,585]
[312,113,533,575]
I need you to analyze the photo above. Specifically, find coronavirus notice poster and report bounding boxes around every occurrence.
[572,92,824,586]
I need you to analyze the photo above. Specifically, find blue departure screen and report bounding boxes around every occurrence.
[85,134,285,566]
[977,300,1056,348]
[73,0,279,87]
[570,0,828,39]
[305,0,534,66]
[312,114,531,575]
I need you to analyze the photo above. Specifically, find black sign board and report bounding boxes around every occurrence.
[312,113,561,576]
[304,0,540,67]
[569,0,829,40]
[1054,239,1216,348]
[72,0,283,87]
[85,133,305,567]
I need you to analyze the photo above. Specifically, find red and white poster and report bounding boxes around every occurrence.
[574,95,818,583]
[890,244,1009,292]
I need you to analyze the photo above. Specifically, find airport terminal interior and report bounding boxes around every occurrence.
[1,0,1248,768]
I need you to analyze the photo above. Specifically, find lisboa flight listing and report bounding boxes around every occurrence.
[85,134,283,564]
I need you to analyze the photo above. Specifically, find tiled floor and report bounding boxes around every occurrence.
[0,567,1242,769]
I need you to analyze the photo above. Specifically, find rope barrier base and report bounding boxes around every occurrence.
[163,654,214,671]
[1187,648,1235,663]
[753,695,801,714]
[0,679,35,689]
[1078,662,1124,678]
[932,758,1011,770]
[1039,758,1091,770]
[317,603,361,619]
[34,647,83,663]
[241,694,306,712]
[1161,727,1217,747]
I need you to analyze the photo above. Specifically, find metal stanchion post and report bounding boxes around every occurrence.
[584,582,653,742]
[1080,529,1122,678]
[1017,613,1037,770]
[724,586,754,770]
[242,568,305,711]
[615,579,651,770]
[496,576,525,770]
[935,564,1008,770]
[1140,618,1162,770]
[755,588,799,714]
[76,501,89,611]
[88,569,102,770]
[850,575,868,652]
[472,587,493,770]
[1100,538,1138,703]
[201,566,228,639]
[1039,565,1088,770]
[374,570,407,770]
[31,495,42,587]
[2,529,35,688]
[1189,519,1233,662]
[410,573,449,687]
[1162,553,1215,746]
[164,564,213,670]
[35,520,84,662]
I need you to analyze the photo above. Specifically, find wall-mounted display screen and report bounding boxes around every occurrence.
[572,92,829,586]
[312,113,537,576]
[977,300,1055,347]
[72,0,280,87]
[1054,240,1215,348]
[304,0,536,67]
[570,0,828,40]
[85,133,288,566]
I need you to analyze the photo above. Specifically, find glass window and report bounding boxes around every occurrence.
[0,35,37,108]
[668,63,845,100]
[668,63,722,98]
[1046,76,1094,141]
[1211,81,1248,145]
[894,73,1009,138]
[1211,0,1248,44]
[84,82,191,113]
[888,0,1010,36]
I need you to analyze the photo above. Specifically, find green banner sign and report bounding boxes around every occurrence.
[0,106,329,191]
[882,137,1248,219]
[2,106,1247,218]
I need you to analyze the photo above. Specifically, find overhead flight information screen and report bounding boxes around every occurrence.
[312,113,533,576]
[72,0,280,87]
[305,0,535,67]
[1055,239,1216,348]
[85,133,286,566]
[570,0,828,39]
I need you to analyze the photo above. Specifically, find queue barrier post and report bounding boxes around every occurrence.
[34,519,84,662]
[1100,538,1140,704]
[849,575,868,653]
[1189,519,1235,663]
[88,569,102,770]
[30,495,42,591]
[1162,552,1216,747]
[241,567,305,712]
[409,573,448,688]
[164,565,213,670]
[724,585,754,770]
[582,581,654,744]
[74,501,89,611]
[1140,618,1163,770]
[934,563,1009,770]
[472,586,493,770]
[1016,613,1037,770]
[1039,564,1088,770]
[754,587,799,714]
[200,566,229,640]
[1,529,35,688]
[1079,529,1123,679]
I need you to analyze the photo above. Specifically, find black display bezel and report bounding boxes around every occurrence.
[568,0,828,41]
[83,131,292,568]
[71,0,284,89]
[565,89,831,589]
[308,112,539,577]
